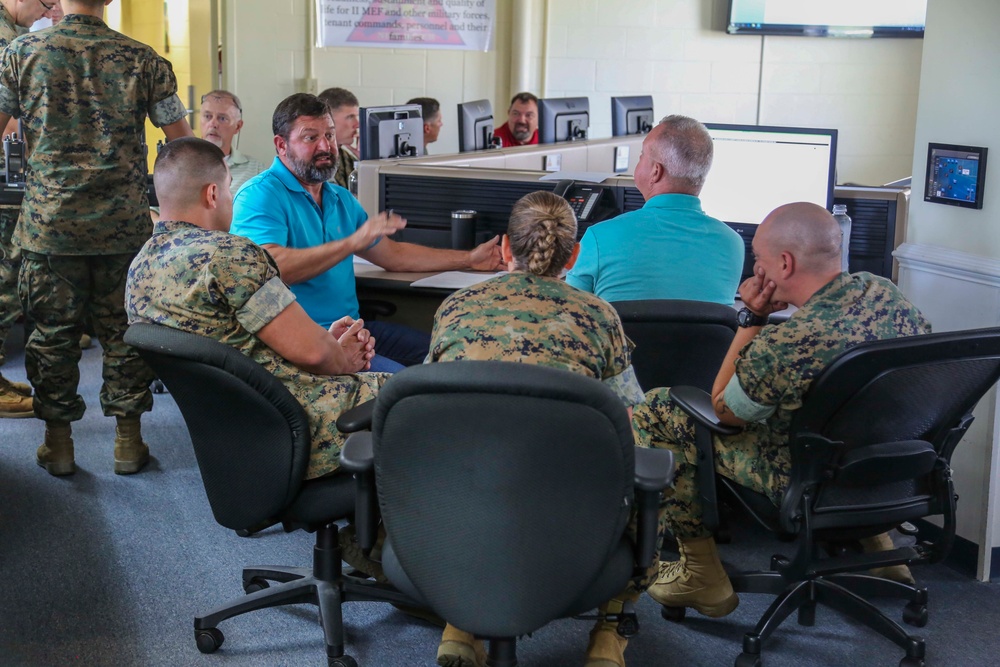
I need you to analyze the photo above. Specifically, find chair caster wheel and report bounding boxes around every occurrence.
[735,652,762,667]
[195,627,224,653]
[329,655,358,667]
[899,657,924,667]
[151,379,167,394]
[660,605,686,622]
[244,576,270,595]
[903,602,928,627]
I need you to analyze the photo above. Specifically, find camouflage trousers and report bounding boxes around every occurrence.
[0,206,20,367]
[19,251,154,422]
[632,387,790,540]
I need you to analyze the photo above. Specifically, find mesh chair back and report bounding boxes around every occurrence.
[125,323,311,530]
[372,361,635,638]
[781,328,1000,530]
[612,299,737,392]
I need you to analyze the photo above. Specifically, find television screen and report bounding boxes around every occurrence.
[358,104,424,161]
[727,0,926,38]
[457,99,497,152]
[538,97,590,145]
[699,124,838,228]
[924,143,988,210]
[611,96,654,137]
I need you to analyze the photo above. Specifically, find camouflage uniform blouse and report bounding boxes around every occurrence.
[428,272,644,407]
[0,14,187,255]
[126,220,389,479]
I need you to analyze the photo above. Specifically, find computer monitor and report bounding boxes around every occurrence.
[699,124,837,278]
[457,99,498,152]
[611,96,654,137]
[358,104,424,161]
[537,97,589,144]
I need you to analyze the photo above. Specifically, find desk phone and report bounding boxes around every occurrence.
[552,180,622,229]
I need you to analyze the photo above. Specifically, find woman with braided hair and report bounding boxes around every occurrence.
[426,190,646,667]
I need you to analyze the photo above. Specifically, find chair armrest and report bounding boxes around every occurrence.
[634,447,674,573]
[337,399,375,433]
[668,386,739,534]
[668,386,742,436]
[339,432,379,551]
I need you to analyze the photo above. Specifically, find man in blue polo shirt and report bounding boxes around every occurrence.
[231,94,504,371]
[566,115,744,305]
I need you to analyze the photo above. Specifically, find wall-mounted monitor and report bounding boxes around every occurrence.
[924,143,988,210]
[611,96,654,137]
[457,99,499,153]
[538,97,589,145]
[358,104,424,161]
[727,0,926,38]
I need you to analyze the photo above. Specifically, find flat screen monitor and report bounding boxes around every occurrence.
[699,124,838,231]
[924,142,988,210]
[611,96,654,137]
[538,97,589,145]
[358,104,424,161]
[457,99,497,152]
[727,0,926,38]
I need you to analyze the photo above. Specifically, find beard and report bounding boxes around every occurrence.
[288,152,337,184]
[512,123,533,142]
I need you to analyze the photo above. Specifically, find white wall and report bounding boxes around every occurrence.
[896,0,1000,579]
[543,0,923,186]
[223,0,922,186]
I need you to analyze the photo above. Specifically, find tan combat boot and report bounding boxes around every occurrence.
[861,532,915,585]
[585,591,640,667]
[37,421,75,476]
[0,374,34,418]
[114,415,149,475]
[647,536,739,617]
[436,623,486,667]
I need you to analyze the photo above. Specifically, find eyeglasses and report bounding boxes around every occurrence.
[38,0,55,11]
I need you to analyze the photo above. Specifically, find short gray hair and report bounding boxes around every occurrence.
[649,115,714,190]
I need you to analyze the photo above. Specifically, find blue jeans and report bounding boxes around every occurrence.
[366,320,431,369]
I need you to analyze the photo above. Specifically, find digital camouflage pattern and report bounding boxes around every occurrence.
[0,14,187,255]
[632,272,931,539]
[126,220,390,479]
[20,251,153,421]
[0,6,22,365]
[428,272,644,407]
[331,145,354,191]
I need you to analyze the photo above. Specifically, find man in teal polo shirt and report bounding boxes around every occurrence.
[566,115,744,305]
[231,94,504,371]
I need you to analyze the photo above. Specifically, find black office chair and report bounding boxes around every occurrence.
[336,361,674,667]
[611,299,738,392]
[661,327,1000,667]
[124,323,414,667]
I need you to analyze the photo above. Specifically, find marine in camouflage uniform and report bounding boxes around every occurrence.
[126,219,390,479]
[0,1,43,416]
[331,144,355,192]
[0,7,191,472]
[429,272,644,406]
[632,272,931,540]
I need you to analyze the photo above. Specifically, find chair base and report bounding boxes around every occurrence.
[728,571,928,667]
[192,524,417,666]
[485,637,518,667]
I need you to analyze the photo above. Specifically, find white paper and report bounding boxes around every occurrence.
[410,271,504,289]
[537,171,616,183]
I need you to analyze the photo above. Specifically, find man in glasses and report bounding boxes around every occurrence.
[199,89,264,195]
[0,0,193,475]
[0,0,59,420]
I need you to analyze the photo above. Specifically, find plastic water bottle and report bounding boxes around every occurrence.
[832,204,852,273]
[348,162,359,197]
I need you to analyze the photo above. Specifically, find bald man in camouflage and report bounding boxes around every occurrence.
[633,202,930,620]
[0,0,193,476]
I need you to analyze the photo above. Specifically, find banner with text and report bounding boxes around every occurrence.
[316,0,496,51]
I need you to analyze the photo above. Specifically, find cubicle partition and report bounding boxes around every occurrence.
[355,137,908,281]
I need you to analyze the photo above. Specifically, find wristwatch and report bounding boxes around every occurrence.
[736,307,768,328]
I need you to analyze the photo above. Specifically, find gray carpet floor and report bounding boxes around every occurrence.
[1,323,999,667]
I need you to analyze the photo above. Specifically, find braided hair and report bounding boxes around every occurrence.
[506,191,578,277]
